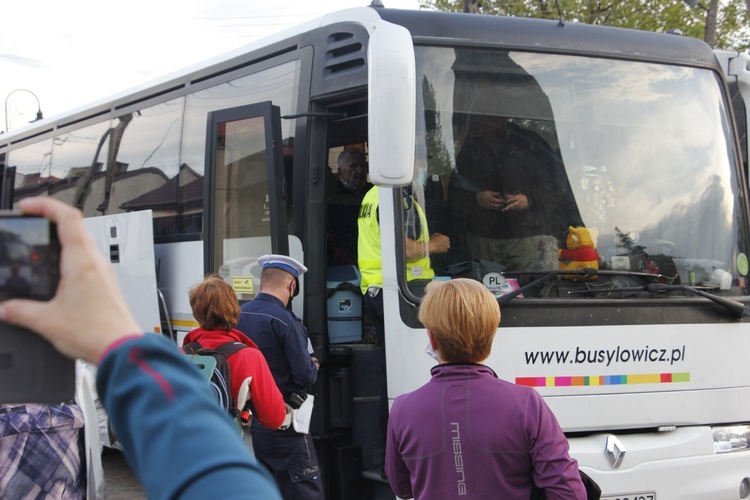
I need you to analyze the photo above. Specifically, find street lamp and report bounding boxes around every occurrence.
[4,89,44,133]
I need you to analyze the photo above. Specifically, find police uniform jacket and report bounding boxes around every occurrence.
[357,186,434,293]
[236,293,317,397]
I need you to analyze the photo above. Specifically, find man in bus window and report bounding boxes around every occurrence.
[335,147,371,197]
[327,147,372,265]
[450,114,578,271]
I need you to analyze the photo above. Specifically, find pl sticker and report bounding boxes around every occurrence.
[738,253,749,276]
[482,272,505,297]
[480,272,509,297]
[482,272,522,298]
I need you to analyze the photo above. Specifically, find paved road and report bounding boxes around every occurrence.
[102,447,146,499]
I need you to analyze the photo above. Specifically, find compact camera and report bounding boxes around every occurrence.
[0,213,72,404]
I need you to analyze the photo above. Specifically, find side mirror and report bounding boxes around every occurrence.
[367,20,415,187]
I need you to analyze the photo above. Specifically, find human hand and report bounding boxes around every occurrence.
[476,191,506,210]
[500,193,528,211]
[311,356,320,370]
[280,404,294,430]
[0,197,142,364]
[429,233,450,254]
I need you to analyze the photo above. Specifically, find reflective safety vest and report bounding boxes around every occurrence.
[357,187,434,294]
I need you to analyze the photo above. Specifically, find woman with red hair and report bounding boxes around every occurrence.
[182,276,286,441]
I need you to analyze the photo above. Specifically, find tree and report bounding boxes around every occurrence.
[419,0,750,51]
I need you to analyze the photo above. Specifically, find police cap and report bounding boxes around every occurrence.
[258,254,307,277]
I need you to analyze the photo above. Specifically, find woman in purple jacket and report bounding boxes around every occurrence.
[385,279,586,499]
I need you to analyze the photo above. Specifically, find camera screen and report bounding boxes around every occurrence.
[0,216,60,301]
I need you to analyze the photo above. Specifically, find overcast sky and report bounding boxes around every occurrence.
[1,0,421,132]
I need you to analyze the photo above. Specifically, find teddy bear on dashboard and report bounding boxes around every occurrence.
[559,226,600,280]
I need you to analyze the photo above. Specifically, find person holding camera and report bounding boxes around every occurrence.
[235,255,323,500]
[0,197,281,499]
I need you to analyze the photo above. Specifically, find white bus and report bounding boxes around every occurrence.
[2,4,750,498]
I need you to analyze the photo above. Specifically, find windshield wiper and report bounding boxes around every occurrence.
[497,267,631,305]
[502,267,676,282]
[496,269,578,306]
[570,282,750,318]
[496,267,750,318]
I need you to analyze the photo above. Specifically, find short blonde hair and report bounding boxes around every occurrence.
[189,275,240,331]
[418,279,500,363]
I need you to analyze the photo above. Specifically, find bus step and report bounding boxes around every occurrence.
[362,467,388,483]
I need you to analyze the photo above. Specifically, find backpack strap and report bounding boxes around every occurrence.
[213,342,249,415]
[182,341,246,357]
[182,341,203,355]
[214,342,247,358]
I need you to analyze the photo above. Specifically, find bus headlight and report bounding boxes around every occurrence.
[712,425,750,453]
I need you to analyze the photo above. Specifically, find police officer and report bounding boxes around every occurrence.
[357,186,450,468]
[235,254,323,500]
[357,186,450,340]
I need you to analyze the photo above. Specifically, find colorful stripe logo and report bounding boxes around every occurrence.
[516,372,690,387]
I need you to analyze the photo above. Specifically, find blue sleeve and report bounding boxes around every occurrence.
[96,334,281,500]
[284,319,318,389]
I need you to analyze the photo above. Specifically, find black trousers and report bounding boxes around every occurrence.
[250,424,324,500]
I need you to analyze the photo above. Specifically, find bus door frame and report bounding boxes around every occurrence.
[203,102,288,276]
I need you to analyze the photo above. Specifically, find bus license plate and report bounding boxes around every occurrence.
[602,493,655,500]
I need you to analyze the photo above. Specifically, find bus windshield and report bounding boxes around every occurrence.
[408,45,747,299]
